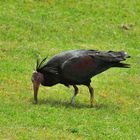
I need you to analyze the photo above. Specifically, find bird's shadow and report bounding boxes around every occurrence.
[32,98,108,110]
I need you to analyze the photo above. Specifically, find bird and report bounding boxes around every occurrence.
[31,49,130,107]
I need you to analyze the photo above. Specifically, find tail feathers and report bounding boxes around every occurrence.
[92,50,130,62]
[113,63,131,68]
[119,51,131,59]
[108,51,130,62]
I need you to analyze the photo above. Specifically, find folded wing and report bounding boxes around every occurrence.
[61,55,97,83]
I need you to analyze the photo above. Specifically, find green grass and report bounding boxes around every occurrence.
[0,0,140,139]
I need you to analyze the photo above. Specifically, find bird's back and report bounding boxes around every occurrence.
[46,50,97,66]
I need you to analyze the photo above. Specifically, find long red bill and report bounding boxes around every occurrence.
[33,82,40,104]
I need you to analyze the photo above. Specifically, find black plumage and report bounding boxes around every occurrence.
[32,49,130,106]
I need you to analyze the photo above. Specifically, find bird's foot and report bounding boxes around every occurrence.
[90,99,96,108]
[71,101,75,107]
[33,100,38,104]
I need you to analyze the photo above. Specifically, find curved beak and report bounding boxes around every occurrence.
[33,82,40,104]
[32,71,44,104]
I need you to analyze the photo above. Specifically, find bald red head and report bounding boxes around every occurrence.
[31,71,44,103]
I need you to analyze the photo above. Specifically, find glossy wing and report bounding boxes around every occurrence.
[61,55,97,82]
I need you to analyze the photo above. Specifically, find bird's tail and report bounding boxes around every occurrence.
[89,50,131,68]
[92,50,131,62]
[113,62,131,68]
[119,51,131,59]
[110,51,131,68]
[107,51,131,61]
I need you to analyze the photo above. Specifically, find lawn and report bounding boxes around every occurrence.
[0,0,140,139]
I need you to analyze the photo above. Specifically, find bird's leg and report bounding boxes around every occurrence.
[88,85,95,107]
[71,85,78,106]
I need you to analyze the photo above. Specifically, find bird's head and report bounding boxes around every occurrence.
[31,71,44,84]
[31,56,48,104]
[31,71,44,104]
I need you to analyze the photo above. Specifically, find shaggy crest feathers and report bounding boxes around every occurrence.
[36,56,48,71]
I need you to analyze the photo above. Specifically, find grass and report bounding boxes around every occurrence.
[0,0,140,139]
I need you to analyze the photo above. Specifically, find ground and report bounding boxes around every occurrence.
[0,0,140,139]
